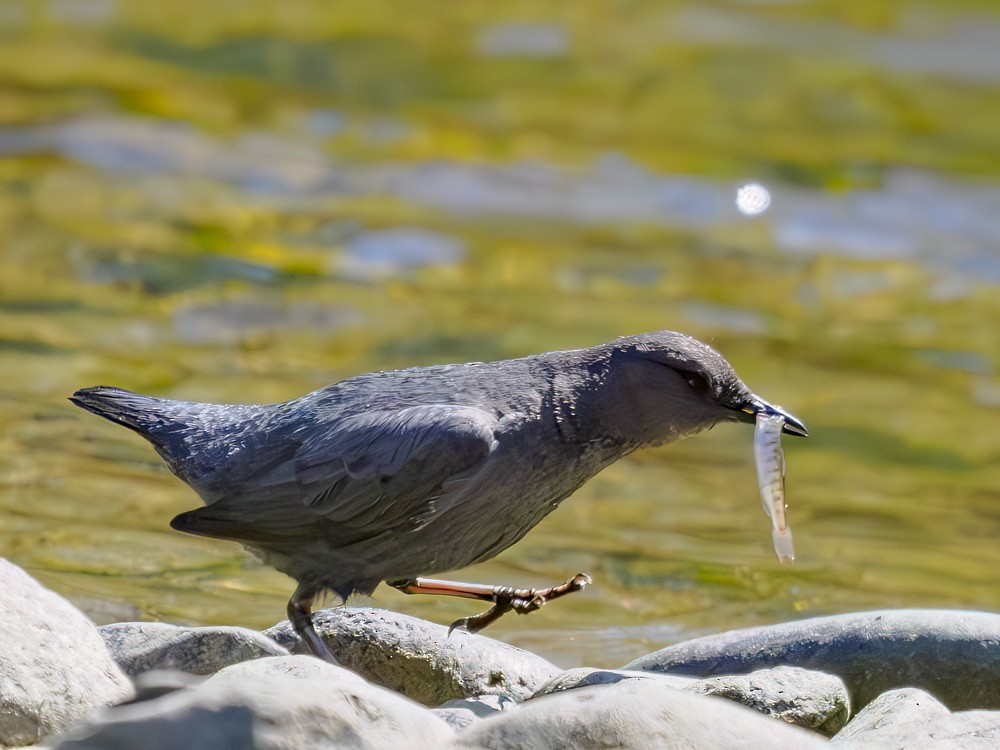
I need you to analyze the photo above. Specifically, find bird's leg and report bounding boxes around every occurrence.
[386,573,592,634]
[287,584,339,664]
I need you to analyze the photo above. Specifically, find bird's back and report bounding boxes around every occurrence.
[71,354,556,499]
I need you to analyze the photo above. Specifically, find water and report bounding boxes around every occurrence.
[1,1,999,669]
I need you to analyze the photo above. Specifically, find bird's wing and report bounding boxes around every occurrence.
[171,404,500,545]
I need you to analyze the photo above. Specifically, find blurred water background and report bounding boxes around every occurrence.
[1,1,999,667]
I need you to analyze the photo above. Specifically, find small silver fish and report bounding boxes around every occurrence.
[753,412,794,562]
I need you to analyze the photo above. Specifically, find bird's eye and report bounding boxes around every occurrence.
[683,372,712,395]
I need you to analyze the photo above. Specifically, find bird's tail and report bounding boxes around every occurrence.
[70,386,174,435]
[70,385,258,489]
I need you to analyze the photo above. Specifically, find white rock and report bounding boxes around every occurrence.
[832,687,1000,749]
[0,559,134,746]
[51,672,454,750]
[534,665,848,734]
[455,678,828,749]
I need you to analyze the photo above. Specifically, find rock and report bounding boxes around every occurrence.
[50,672,455,750]
[207,654,366,686]
[99,622,288,677]
[690,666,850,736]
[625,609,1000,711]
[0,558,134,747]
[264,607,561,705]
[532,667,696,697]
[831,687,1000,749]
[454,678,828,749]
[831,687,947,746]
[534,665,847,735]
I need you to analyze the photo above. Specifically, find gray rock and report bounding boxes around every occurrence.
[534,665,847,735]
[0,558,134,747]
[51,672,455,750]
[625,609,1000,711]
[690,665,850,736]
[98,621,289,677]
[832,687,1000,749]
[532,667,696,697]
[265,607,561,705]
[454,678,828,749]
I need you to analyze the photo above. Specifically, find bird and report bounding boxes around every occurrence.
[70,330,807,661]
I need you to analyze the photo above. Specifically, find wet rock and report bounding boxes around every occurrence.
[831,687,1000,749]
[264,607,561,705]
[690,665,850,736]
[99,622,289,677]
[454,678,828,750]
[0,558,134,747]
[625,609,1000,711]
[50,671,454,750]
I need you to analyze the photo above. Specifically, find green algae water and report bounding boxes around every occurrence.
[1,1,999,668]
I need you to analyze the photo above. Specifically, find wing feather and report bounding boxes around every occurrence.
[171,404,500,547]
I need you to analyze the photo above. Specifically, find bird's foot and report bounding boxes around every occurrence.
[449,572,592,633]
[288,584,340,665]
[386,573,592,634]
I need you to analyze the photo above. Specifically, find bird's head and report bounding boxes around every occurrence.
[574,331,808,445]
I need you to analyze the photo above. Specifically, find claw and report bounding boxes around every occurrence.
[445,573,593,635]
[448,600,514,634]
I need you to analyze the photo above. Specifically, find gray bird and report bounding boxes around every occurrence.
[70,331,807,661]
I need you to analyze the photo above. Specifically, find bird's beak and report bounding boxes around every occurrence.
[733,397,809,437]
